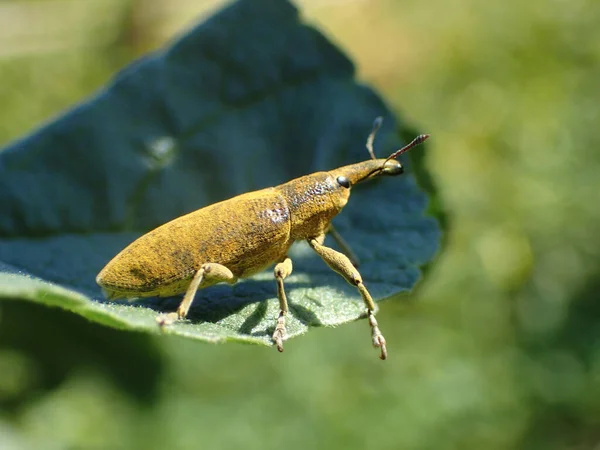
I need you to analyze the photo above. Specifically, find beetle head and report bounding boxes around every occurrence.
[330,117,429,187]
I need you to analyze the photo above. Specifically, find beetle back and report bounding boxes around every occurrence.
[97,188,292,298]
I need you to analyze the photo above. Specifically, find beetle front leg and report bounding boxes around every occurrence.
[308,235,387,360]
[327,225,360,268]
[157,263,237,326]
[273,256,293,352]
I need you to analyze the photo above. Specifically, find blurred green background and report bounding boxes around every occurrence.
[1,0,599,449]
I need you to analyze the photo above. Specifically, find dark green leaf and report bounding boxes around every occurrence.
[0,0,440,347]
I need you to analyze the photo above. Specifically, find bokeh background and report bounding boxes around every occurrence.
[1,0,599,449]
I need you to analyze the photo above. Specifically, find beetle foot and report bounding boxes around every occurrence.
[272,311,287,352]
[156,312,179,327]
[368,310,388,360]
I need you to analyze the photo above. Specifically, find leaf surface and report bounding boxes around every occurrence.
[0,0,440,346]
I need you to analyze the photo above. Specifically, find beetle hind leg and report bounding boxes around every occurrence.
[156,263,236,327]
[272,256,293,352]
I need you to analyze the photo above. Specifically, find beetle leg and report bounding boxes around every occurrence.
[308,235,387,360]
[157,263,236,326]
[272,256,293,352]
[327,224,360,268]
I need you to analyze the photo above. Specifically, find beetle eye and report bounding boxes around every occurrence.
[336,176,351,188]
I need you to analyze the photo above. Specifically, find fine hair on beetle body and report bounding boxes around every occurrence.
[96,117,429,360]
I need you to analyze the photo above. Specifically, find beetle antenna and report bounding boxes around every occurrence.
[366,116,383,160]
[384,134,430,163]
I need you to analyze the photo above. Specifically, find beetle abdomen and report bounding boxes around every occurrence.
[97,188,292,299]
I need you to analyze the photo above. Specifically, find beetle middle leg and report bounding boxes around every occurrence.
[157,263,236,326]
[308,234,387,360]
[272,256,293,352]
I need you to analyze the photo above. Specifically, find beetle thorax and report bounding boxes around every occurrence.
[277,172,349,240]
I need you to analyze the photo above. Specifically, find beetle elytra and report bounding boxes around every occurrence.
[96,118,429,360]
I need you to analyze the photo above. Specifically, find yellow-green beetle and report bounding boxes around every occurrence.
[97,118,428,360]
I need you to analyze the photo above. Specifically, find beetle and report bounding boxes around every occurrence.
[96,117,429,360]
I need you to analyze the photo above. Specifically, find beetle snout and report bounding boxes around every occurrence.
[381,159,403,176]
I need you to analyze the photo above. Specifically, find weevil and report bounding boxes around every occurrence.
[96,118,429,360]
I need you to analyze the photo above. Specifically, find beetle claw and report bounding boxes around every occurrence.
[373,335,388,360]
[273,329,285,352]
[368,310,387,360]
[272,313,287,352]
[275,336,284,352]
[156,312,178,327]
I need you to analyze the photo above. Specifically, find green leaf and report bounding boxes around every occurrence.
[0,0,440,347]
